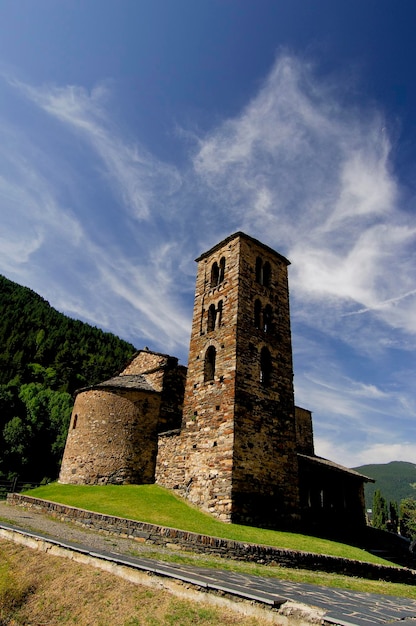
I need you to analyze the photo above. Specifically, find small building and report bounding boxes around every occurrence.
[58,350,186,485]
[59,232,372,532]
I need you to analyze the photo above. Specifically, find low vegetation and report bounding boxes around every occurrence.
[28,483,392,564]
[0,540,263,626]
[371,488,416,540]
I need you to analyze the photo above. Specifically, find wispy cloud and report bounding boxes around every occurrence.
[316,438,416,468]
[8,79,181,221]
[294,358,416,465]
[192,54,416,345]
[0,75,193,354]
[1,54,416,463]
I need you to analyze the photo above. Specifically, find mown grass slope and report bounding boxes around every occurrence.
[28,483,391,565]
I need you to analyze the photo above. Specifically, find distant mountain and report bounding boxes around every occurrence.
[0,274,136,481]
[353,461,416,508]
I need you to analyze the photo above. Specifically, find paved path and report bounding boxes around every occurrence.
[0,502,416,625]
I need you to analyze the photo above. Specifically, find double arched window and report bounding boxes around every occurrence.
[254,300,273,333]
[207,304,216,332]
[219,257,226,283]
[207,300,223,332]
[204,346,216,381]
[217,300,223,326]
[255,257,271,287]
[210,257,226,287]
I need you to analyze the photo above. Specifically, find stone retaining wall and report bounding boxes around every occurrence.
[7,493,416,584]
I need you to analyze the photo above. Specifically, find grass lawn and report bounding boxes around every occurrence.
[26,483,392,565]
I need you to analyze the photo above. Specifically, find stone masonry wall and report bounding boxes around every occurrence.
[155,430,186,491]
[161,233,302,527]
[231,235,300,527]
[178,235,242,521]
[121,351,169,381]
[59,388,160,485]
[295,407,314,456]
[158,365,187,432]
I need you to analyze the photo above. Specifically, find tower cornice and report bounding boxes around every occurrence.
[195,231,291,266]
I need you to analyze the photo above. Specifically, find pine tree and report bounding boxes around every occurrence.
[388,500,399,533]
[372,489,388,529]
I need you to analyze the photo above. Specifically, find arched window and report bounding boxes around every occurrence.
[217,300,223,327]
[260,347,272,386]
[255,257,271,287]
[263,262,271,287]
[255,257,262,284]
[204,346,216,381]
[207,304,216,332]
[211,262,219,287]
[72,414,78,430]
[254,299,262,328]
[263,305,273,333]
[219,257,226,283]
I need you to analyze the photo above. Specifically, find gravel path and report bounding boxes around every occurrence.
[0,499,176,560]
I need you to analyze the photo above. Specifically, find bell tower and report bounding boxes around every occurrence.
[182,232,300,527]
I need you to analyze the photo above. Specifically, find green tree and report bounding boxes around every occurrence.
[3,384,73,480]
[372,489,388,530]
[48,389,73,461]
[3,416,31,477]
[400,498,416,539]
[27,363,57,387]
[388,500,399,533]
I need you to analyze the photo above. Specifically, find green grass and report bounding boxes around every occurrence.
[26,483,391,565]
[128,547,416,600]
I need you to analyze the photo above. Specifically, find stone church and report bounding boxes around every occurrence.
[59,232,371,532]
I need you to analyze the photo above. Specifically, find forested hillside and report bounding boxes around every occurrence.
[353,461,416,508]
[0,274,136,482]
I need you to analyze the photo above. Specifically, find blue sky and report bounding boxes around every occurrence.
[0,0,415,468]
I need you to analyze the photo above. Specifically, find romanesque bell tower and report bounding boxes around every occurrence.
[181,232,300,527]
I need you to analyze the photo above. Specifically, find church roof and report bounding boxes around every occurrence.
[75,374,158,396]
[96,374,157,392]
[298,454,375,482]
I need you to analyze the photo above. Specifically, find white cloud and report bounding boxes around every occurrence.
[0,76,194,355]
[8,79,181,221]
[358,443,416,466]
[316,438,416,468]
[0,135,84,276]
[192,54,416,346]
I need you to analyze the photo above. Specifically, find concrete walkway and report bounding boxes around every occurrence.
[0,502,415,625]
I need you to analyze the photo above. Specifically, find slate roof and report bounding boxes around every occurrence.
[94,374,157,393]
[298,454,374,482]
